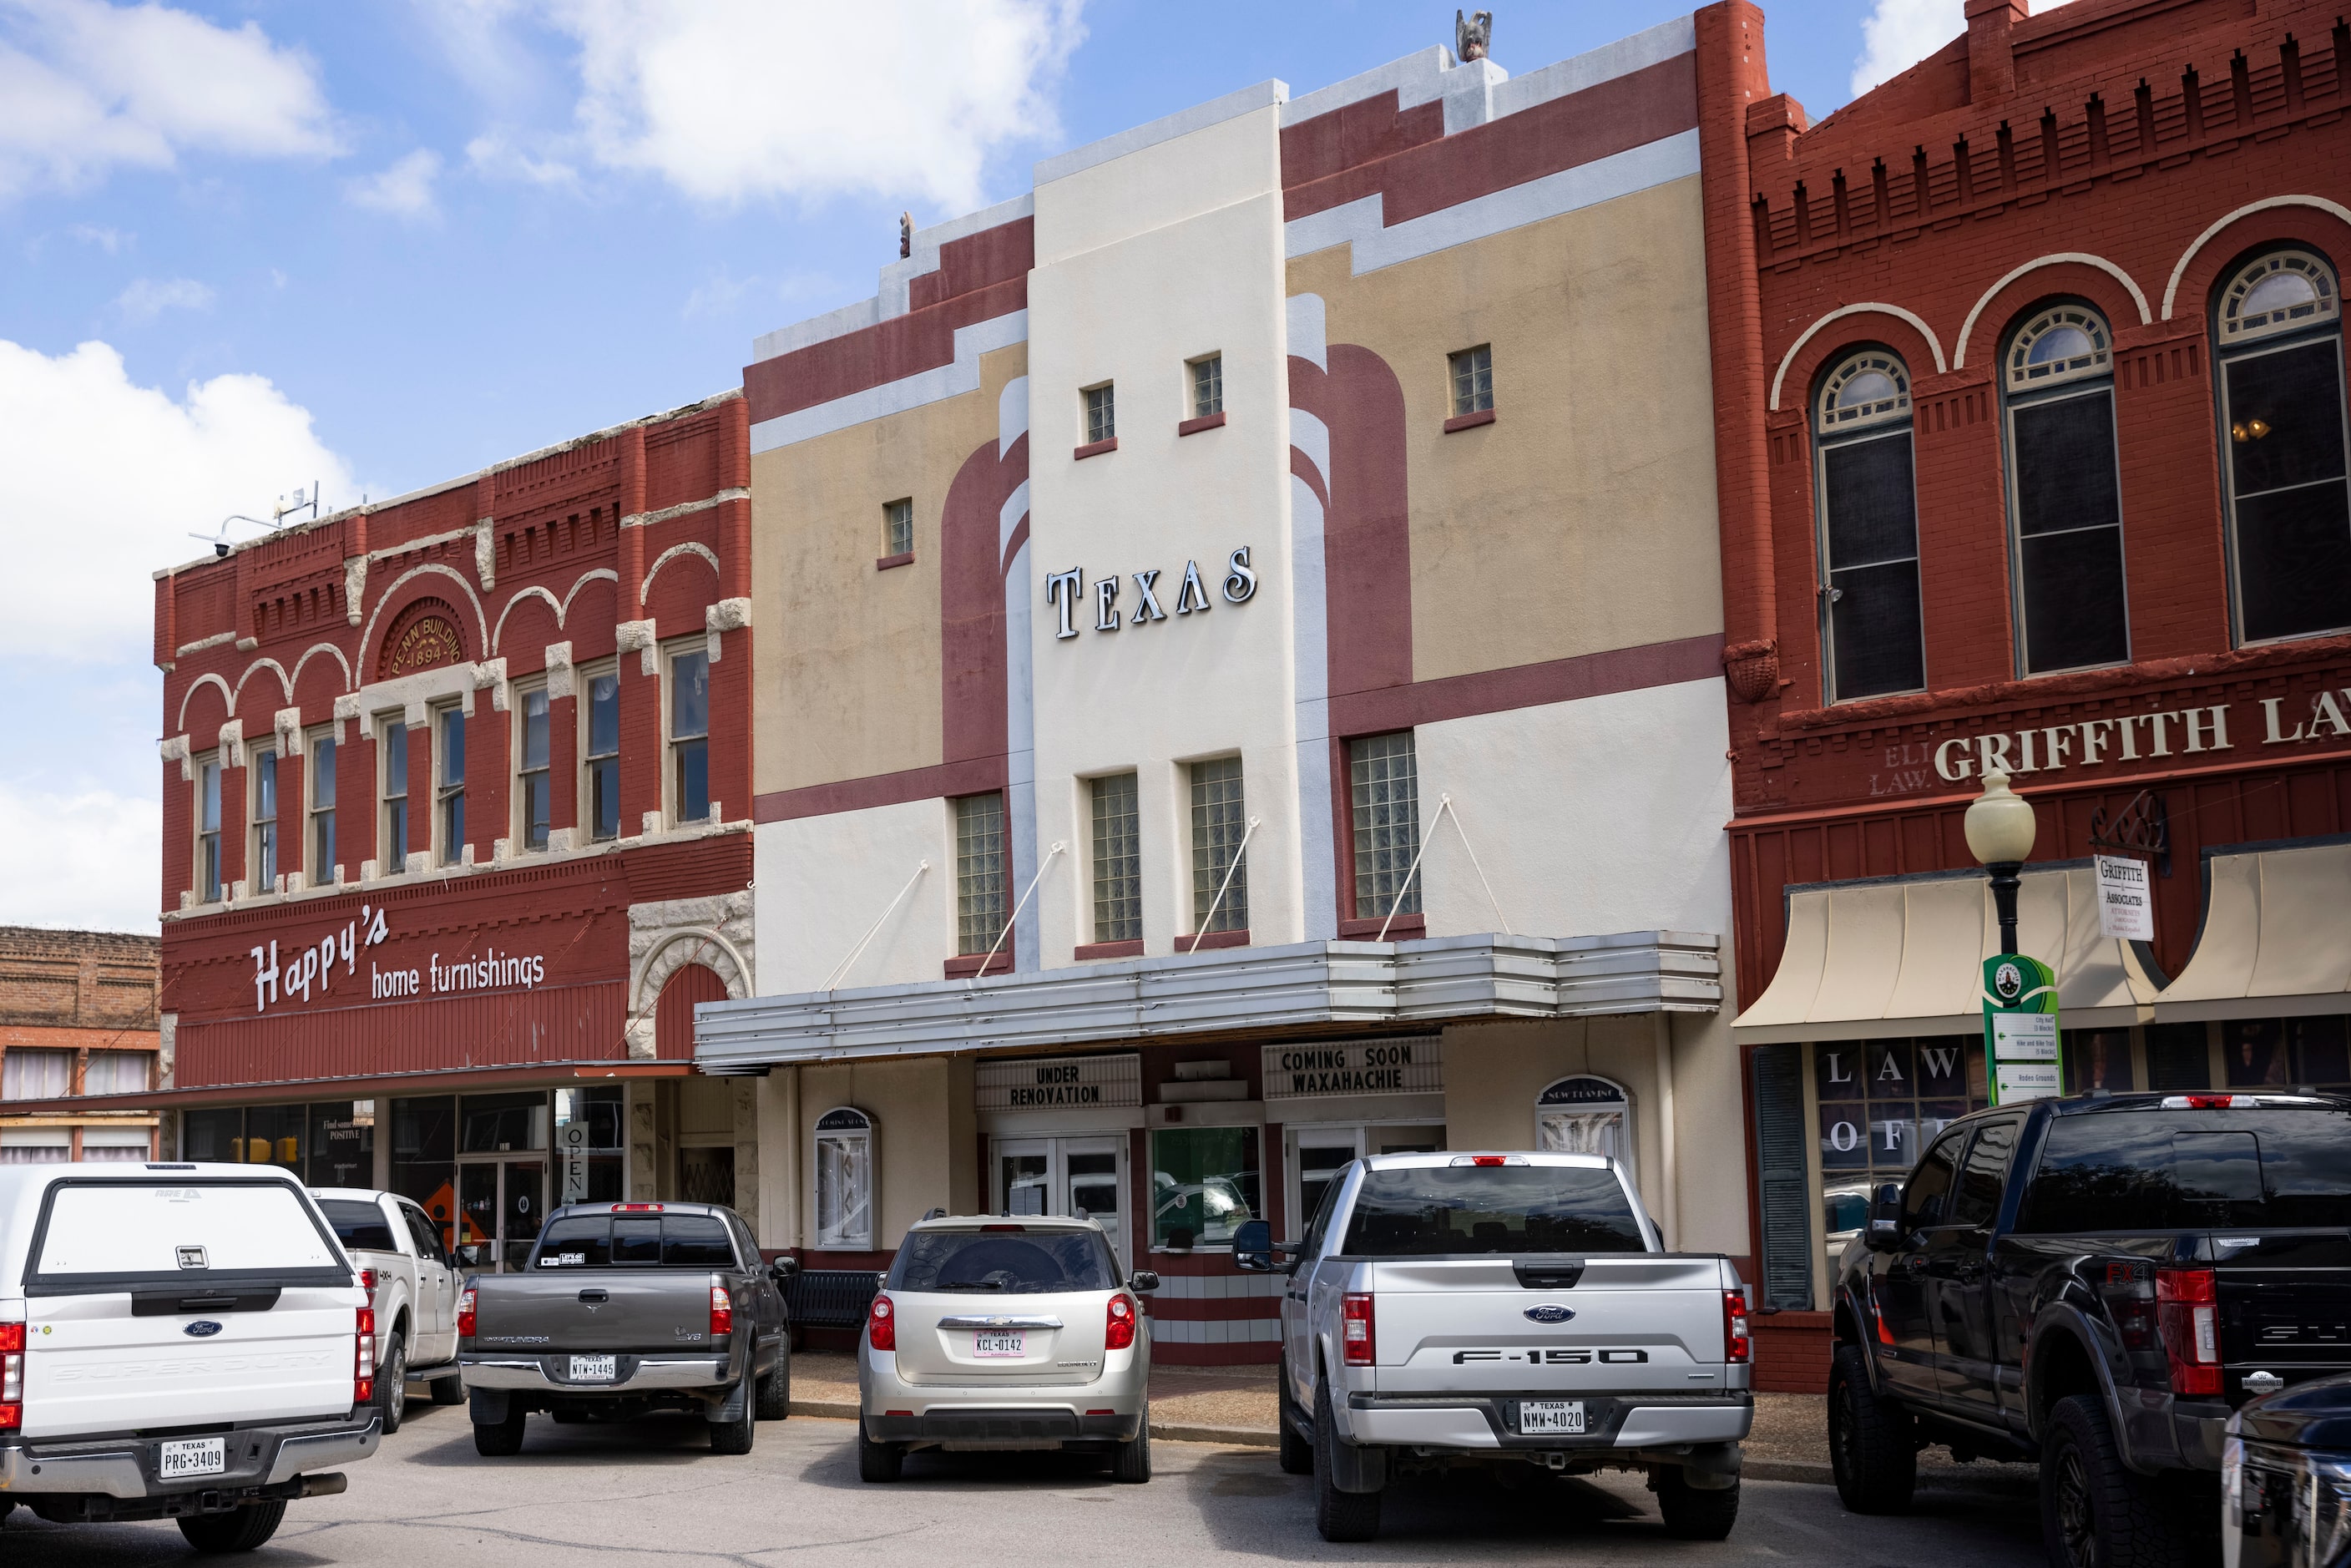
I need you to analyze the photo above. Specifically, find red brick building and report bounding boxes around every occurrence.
[1700,0,2351,1385]
[104,393,763,1267]
[0,927,160,1161]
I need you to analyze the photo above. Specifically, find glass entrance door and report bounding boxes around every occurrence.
[1285,1123,1445,1240]
[992,1136,1129,1268]
[458,1159,548,1272]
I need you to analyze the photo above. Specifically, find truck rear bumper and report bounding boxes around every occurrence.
[459,1355,729,1394]
[1342,1391,1752,1451]
[0,1413,379,1500]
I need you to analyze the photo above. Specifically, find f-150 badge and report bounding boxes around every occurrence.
[1524,1305,1575,1323]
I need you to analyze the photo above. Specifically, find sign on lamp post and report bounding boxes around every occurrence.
[1983,953,2063,1105]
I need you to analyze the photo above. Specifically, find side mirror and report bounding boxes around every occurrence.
[1231,1219,1273,1273]
[453,1243,485,1269]
[1864,1183,1905,1252]
[771,1257,800,1282]
[1129,1270,1160,1294]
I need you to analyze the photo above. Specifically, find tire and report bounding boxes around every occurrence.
[1828,1343,1916,1515]
[2042,1393,2183,1568]
[473,1403,527,1456]
[1656,1468,1741,1541]
[429,1373,466,1406]
[178,1502,287,1553]
[1312,1378,1380,1543]
[857,1421,903,1483]
[756,1348,791,1421]
[1110,1404,1151,1484]
[374,1333,407,1435]
[709,1388,756,1455]
[1276,1358,1313,1476]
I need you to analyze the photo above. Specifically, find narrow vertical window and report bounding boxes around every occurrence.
[954,792,1006,956]
[585,670,619,841]
[2004,306,2129,674]
[882,498,913,559]
[1348,732,1422,921]
[381,721,409,871]
[308,731,336,884]
[1449,345,1494,416]
[1191,355,1223,418]
[1090,772,1141,945]
[1084,383,1116,445]
[1189,756,1249,936]
[435,707,465,865]
[1814,351,1926,701]
[518,686,550,852]
[250,746,277,889]
[670,649,710,825]
[2216,250,2351,642]
[197,756,222,902]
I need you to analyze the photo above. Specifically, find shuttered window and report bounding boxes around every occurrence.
[1751,1044,1814,1312]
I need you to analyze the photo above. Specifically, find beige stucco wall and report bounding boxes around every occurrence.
[1286,174,1724,684]
[793,1055,978,1249]
[750,342,1028,796]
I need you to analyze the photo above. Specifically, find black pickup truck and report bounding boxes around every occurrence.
[1828,1091,2351,1568]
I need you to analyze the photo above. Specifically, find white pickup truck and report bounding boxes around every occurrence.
[314,1188,465,1434]
[0,1161,379,1550]
[1236,1151,1752,1543]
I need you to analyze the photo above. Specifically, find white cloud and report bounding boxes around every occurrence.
[1851,0,1963,96]
[464,130,576,188]
[69,220,126,251]
[545,0,1085,210]
[114,275,211,321]
[0,0,338,198]
[345,148,442,218]
[0,779,156,932]
[0,337,356,663]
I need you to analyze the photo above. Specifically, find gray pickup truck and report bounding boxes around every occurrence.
[457,1201,796,1455]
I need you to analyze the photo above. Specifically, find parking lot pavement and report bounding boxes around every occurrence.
[0,1403,2048,1568]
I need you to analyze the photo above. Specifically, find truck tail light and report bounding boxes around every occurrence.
[359,1267,378,1295]
[2156,1267,2222,1396]
[1724,1289,1752,1364]
[0,1323,23,1431]
[710,1282,734,1338]
[457,1287,477,1339]
[867,1293,895,1353]
[1342,1292,1375,1366]
[355,1307,376,1406]
[1105,1294,1137,1352]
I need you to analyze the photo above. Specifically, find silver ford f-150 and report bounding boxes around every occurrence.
[1236,1151,1753,1543]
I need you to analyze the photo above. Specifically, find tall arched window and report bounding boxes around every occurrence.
[2215,250,2351,643]
[1815,351,1926,701]
[2003,304,2130,674]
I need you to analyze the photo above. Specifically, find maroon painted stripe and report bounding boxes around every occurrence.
[754,756,1009,824]
[1331,633,1726,735]
[1288,446,1328,508]
[744,276,1026,427]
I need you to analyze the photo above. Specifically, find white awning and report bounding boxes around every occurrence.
[2155,839,2351,1021]
[1734,863,2161,1044]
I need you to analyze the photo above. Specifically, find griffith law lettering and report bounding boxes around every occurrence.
[1930,688,2351,784]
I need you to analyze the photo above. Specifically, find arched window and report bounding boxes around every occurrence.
[1814,351,1926,701]
[1535,1076,1636,1186]
[2002,304,2130,674]
[813,1106,875,1250]
[2214,250,2351,643]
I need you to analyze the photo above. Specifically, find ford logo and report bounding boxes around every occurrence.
[184,1321,224,1338]
[1524,1305,1576,1324]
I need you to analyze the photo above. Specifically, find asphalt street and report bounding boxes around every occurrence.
[0,1401,2048,1567]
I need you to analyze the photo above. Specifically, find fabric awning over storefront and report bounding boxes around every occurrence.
[2154,839,2351,1022]
[1733,862,2161,1044]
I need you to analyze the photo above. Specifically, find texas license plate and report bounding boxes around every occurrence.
[159,1437,225,1479]
[974,1331,1025,1358]
[569,1354,618,1382]
[1518,1400,1585,1434]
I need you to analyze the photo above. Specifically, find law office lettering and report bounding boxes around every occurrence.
[1929,689,2351,786]
[1044,547,1258,640]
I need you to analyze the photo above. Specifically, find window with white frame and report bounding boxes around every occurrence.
[813,1106,875,1250]
[516,685,551,852]
[1083,382,1116,445]
[380,720,410,870]
[1449,345,1494,416]
[1191,355,1223,419]
[1090,772,1140,944]
[1189,756,1249,936]
[584,666,619,841]
[1814,349,1926,701]
[2003,304,2129,675]
[308,728,336,884]
[196,753,223,902]
[250,745,278,890]
[669,648,710,825]
[882,498,913,559]
[1348,732,1422,922]
[434,706,466,865]
[954,792,1006,956]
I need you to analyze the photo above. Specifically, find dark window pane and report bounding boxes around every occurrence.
[588,675,620,756]
[319,1199,399,1253]
[1823,432,1919,566]
[2229,342,2350,495]
[611,1216,661,1263]
[2237,480,2351,641]
[670,653,710,740]
[1339,1165,1647,1256]
[1830,559,1924,697]
[1903,1132,1964,1229]
[2020,524,2130,671]
[889,1230,1118,1293]
[662,1214,736,1267]
[591,757,619,839]
[533,1216,612,1267]
[2019,1107,2351,1231]
[2013,392,2121,538]
[676,739,709,822]
[1951,1120,2018,1227]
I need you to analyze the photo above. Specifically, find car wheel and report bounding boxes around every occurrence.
[1828,1343,1916,1515]
[178,1502,287,1553]
[429,1373,466,1406]
[374,1333,407,1435]
[756,1348,791,1421]
[1276,1356,1312,1476]
[2041,1393,2182,1568]
[473,1404,528,1456]
[857,1420,903,1483]
[1655,1468,1740,1540]
[1312,1378,1380,1542]
[710,1388,756,1455]
[1110,1404,1151,1484]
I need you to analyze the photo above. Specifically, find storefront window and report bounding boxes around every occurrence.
[246,1104,305,1171]
[184,1107,244,1162]
[392,1095,458,1250]
[1151,1125,1260,1250]
[307,1102,375,1188]
[554,1087,624,1205]
[2225,1016,2351,1087]
[1815,1036,1984,1249]
[461,1091,549,1154]
[2063,1029,2138,1093]
[814,1107,875,1251]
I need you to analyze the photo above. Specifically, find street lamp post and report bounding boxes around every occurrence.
[1964,768,2039,957]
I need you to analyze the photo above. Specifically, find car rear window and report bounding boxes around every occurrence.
[33,1179,342,1282]
[2018,1107,2351,1231]
[1340,1166,1649,1256]
[889,1230,1119,1293]
[319,1199,400,1253]
[533,1213,739,1268]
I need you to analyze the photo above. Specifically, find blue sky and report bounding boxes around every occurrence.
[0,0,1963,932]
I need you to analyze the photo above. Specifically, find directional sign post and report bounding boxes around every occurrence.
[1983,953,2063,1105]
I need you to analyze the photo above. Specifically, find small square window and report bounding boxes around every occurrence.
[1084,383,1116,445]
[1191,356,1223,419]
[882,498,913,559]
[1449,345,1494,417]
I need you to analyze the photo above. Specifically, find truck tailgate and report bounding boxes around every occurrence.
[472,1272,720,1353]
[1365,1256,1729,1393]
[25,1287,358,1439]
